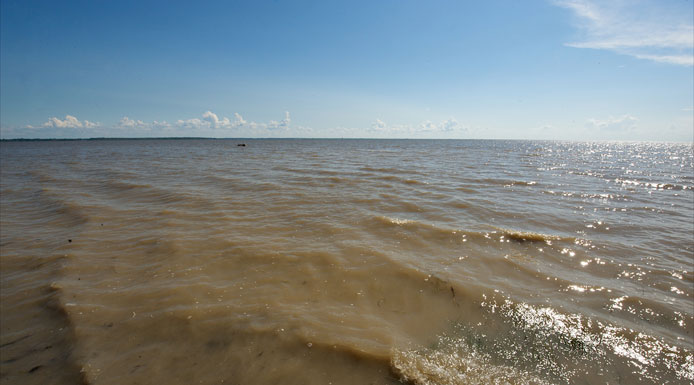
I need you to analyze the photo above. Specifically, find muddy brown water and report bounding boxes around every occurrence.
[1,139,692,384]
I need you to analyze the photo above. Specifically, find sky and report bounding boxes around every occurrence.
[1,0,692,141]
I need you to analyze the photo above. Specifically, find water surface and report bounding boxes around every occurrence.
[1,139,692,384]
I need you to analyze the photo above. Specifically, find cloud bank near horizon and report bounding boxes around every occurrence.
[2,109,691,141]
[3,111,299,139]
[2,111,478,139]
[40,115,100,129]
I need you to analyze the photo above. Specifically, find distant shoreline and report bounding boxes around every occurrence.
[1,137,691,143]
[0,137,221,142]
[0,137,480,141]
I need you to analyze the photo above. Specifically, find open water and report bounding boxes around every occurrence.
[1,139,692,385]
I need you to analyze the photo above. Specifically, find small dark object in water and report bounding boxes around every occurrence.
[28,365,42,373]
[237,143,246,147]
[68,239,72,243]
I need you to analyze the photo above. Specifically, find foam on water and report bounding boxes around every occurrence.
[394,294,694,384]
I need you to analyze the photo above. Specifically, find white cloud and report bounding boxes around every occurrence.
[371,119,387,130]
[176,117,205,130]
[202,110,233,128]
[630,54,694,66]
[586,114,638,131]
[267,111,291,130]
[369,119,410,134]
[419,120,437,131]
[370,118,466,134]
[554,0,694,66]
[119,110,292,135]
[176,110,256,130]
[152,120,172,129]
[233,113,247,126]
[440,118,461,132]
[118,116,148,129]
[29,110,292,137]
[42,115,99,128]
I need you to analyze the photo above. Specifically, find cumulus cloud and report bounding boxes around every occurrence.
[118,116,148,129]
[201,110,233,128]
[11,110,303,139]
[419,120,437,131]
[31,110,294,136]
[554,0,694,66]
[176,117,205,130]
[440,118,461,132]
[586,114,638,131]
[233,113,247,126]
[267,111,291,130]
[176,110,257,130]
[371,119,387,130]
[42,115,99,128]
[152,120,172,129]
[369,119,410,134]
[371,118,466,134]
[97,111,292,133]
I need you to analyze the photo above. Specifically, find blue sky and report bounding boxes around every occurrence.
[1,0,692,140]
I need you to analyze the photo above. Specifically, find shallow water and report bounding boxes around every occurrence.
[1,139,692,384]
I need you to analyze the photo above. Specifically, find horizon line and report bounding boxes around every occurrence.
[1,137,692,144]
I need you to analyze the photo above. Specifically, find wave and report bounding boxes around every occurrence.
[614,178,692,191]
[372,216,573,245]
[393,295,694,385]
[96,179,195,205]
[40,261,694,385]
[0,257,85,385]
[475,178,540,188]
[43,242,474,384]
[495,228,562,243]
